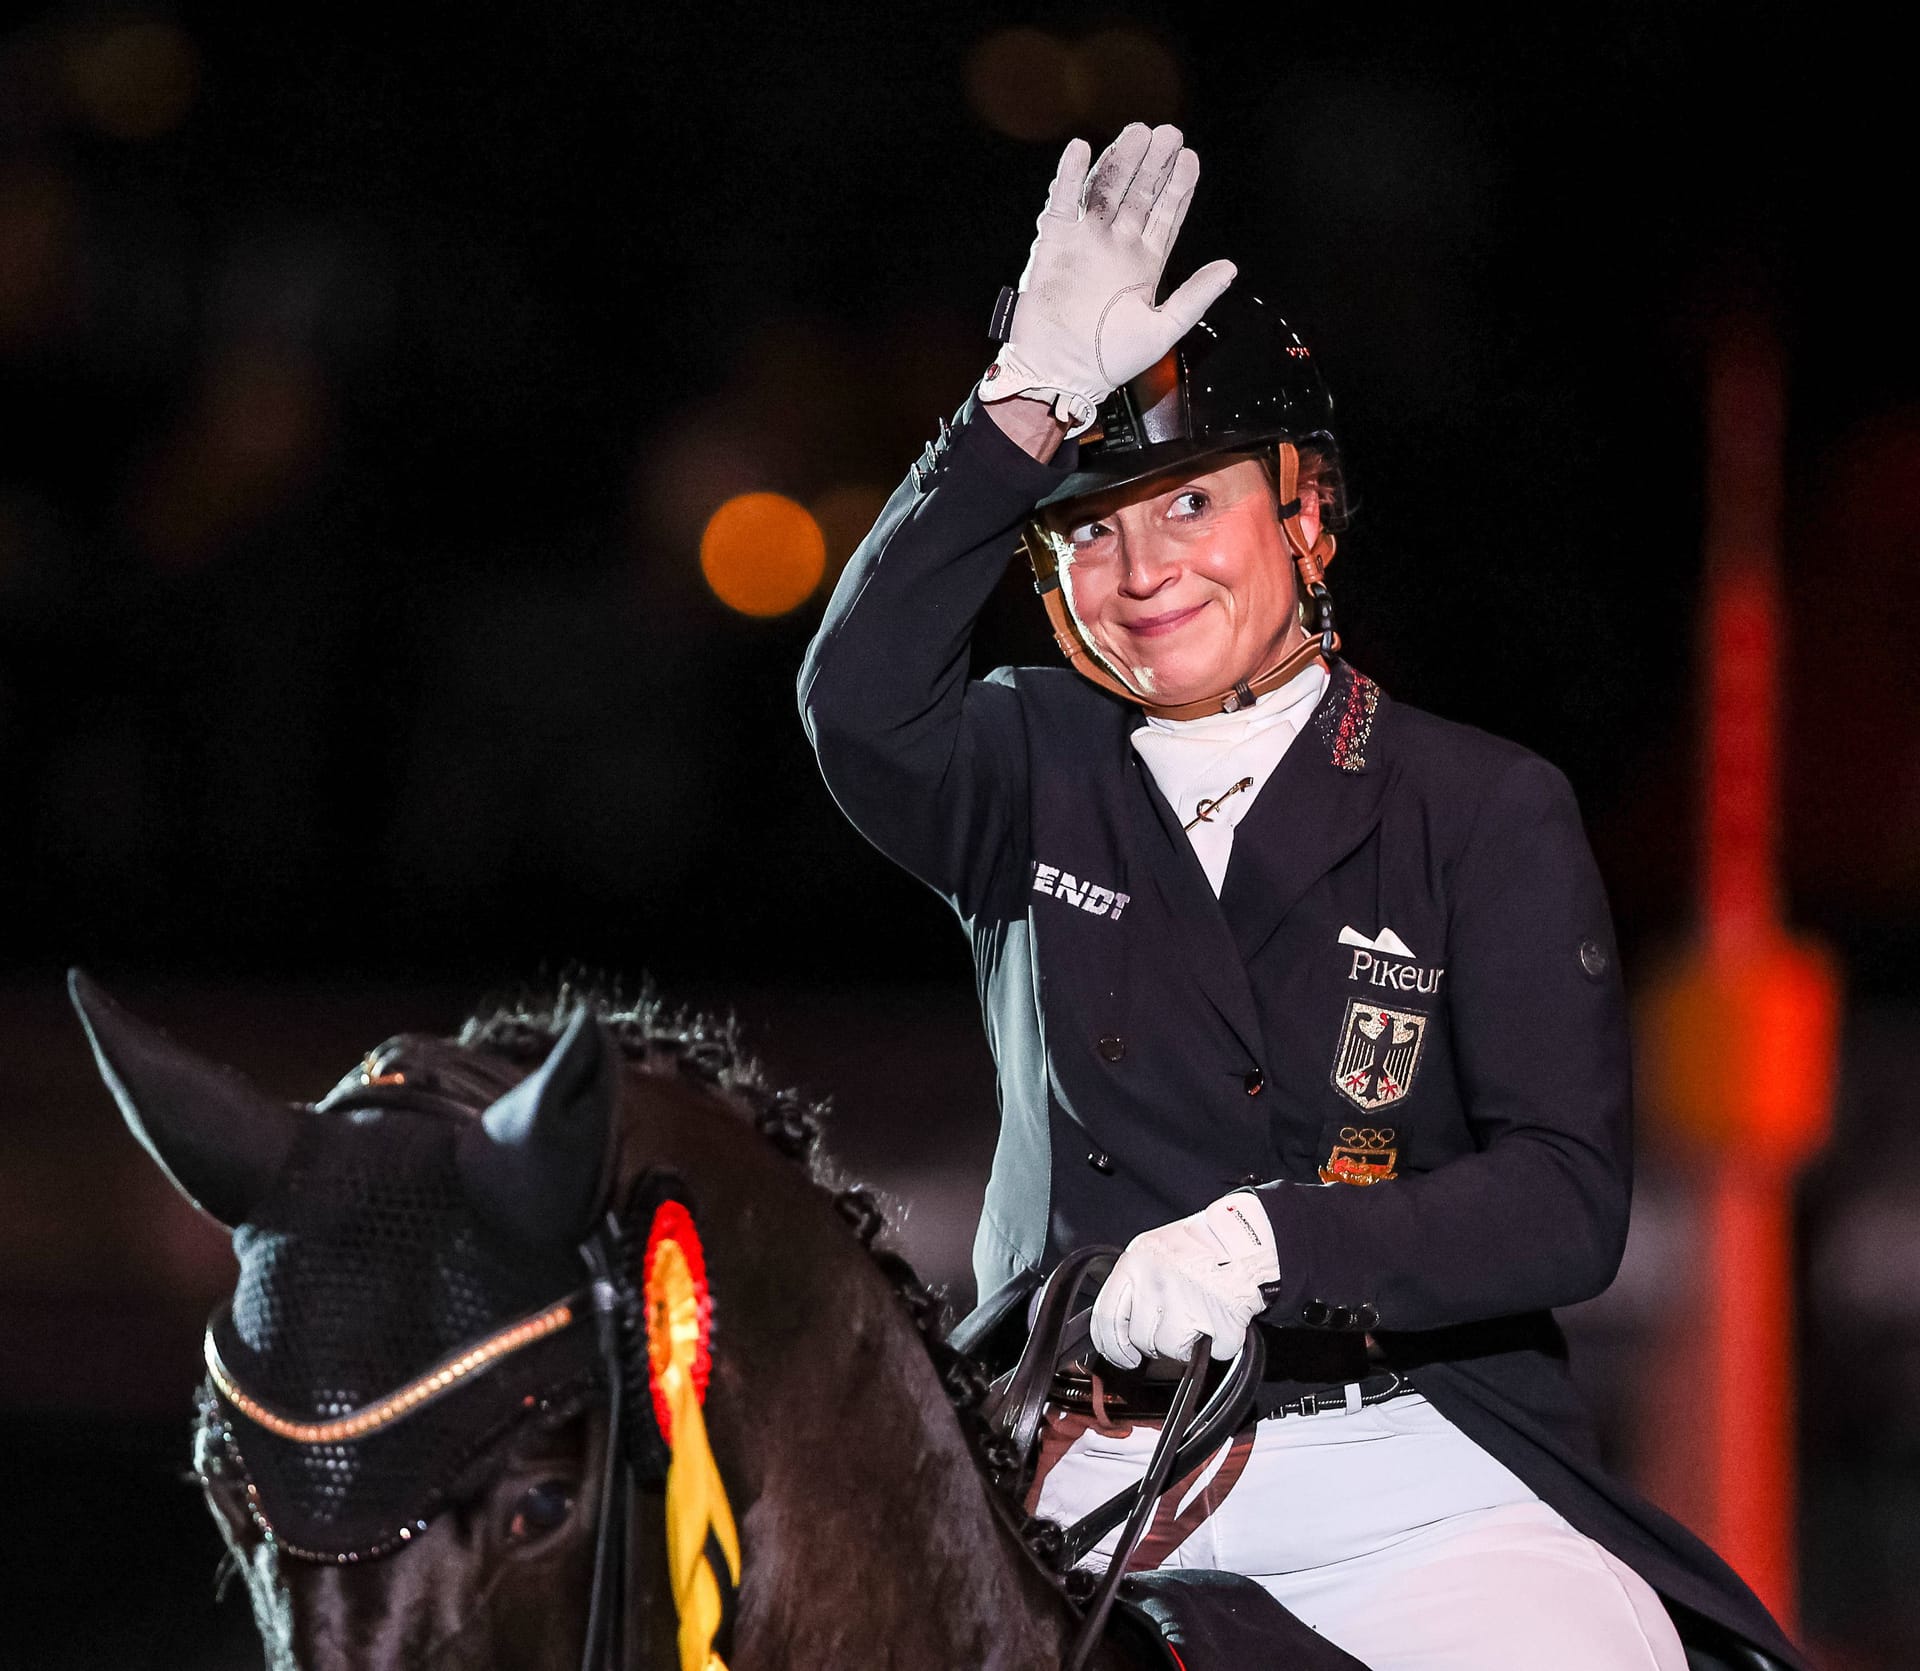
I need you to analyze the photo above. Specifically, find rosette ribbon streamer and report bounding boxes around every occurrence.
[643,1199,741,1671]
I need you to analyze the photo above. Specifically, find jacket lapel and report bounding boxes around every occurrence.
[1218,662,1391,965]
[1121,744,1269,1066]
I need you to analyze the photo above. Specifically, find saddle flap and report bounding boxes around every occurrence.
[1112,1569,1375,1671]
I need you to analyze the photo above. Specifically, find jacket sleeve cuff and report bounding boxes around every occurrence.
[1249,1181,1378,1333]
[945,389,1082,506]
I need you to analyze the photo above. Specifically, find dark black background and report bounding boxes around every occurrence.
[2,0,1911,997]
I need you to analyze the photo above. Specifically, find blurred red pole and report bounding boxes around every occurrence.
[1641,322,1843,1635]
[1702,337,1784,957]
[1696,326,1798,1630]
[1704,1165,1795,1621]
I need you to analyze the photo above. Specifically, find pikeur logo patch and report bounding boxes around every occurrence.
[1331,1000,1428,1110]
[1339,925,1444,995]
[1346,947,1445,995]
[1033,863,1130,921]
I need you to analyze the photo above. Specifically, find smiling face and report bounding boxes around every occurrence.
[1040,453,1323,708]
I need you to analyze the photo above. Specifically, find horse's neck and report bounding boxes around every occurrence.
[716,1262,1083,1671]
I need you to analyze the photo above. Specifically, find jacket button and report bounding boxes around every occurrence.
[1243,1069,1265,1096]
[1301,1300,1331,1328]
[1353,1303,1380,1330]
[1098,1036,1126,1062]
[1237,1173,1262,1188]
[1087,1149,1114,1174]
[1326,1305,1354,1331]
[1579,938,1610,979]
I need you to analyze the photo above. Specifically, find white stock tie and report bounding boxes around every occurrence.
[1129,663,1329,895]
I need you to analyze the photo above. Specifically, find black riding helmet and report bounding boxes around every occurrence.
[1019,285,1347,719]
[1033,287,1343,520]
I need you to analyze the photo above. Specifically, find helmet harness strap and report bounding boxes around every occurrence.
[1029,440,1341,721]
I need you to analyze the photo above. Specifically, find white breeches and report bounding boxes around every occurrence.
[1029,1392,1689,1671]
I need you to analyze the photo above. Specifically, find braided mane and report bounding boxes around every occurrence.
[459,981,1050,1553]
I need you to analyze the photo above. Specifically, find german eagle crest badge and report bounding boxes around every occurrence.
[1330,1000,1428,1112]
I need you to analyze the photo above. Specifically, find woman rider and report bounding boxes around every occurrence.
[798,122,1801,1671]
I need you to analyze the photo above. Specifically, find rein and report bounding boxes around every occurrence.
[578,1226,632,1671]
[976,1248,1267,1671]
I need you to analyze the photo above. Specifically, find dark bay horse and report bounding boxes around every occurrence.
[72,973,1130,1671]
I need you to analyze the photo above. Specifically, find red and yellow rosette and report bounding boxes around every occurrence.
[643,1199,740,1671]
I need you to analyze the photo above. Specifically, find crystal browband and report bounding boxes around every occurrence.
[205,1291,587,1446]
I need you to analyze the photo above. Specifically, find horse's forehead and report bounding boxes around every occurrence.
[253,1104,466,1239]
[225,1107,568,1404]
[316,1031,523,1115]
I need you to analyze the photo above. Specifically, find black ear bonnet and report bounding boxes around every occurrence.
[208,1035,606,1558]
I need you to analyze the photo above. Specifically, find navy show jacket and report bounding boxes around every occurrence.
[798,393,1801,1670]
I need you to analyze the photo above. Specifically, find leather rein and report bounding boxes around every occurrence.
[577,1218,637,1671]
[976,1248,1267,1671]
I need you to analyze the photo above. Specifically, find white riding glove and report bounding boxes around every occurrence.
[980,121,1237,437]
[1090,1189,1279,1369]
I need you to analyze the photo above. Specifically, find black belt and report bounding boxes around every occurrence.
[1051,1365,1415,1420]
[1267,1369,1415,1418]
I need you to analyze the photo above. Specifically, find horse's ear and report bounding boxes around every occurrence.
[67,969,299,1229]
[458,1009,620,1245]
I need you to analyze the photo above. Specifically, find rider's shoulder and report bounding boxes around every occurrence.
[1386,696,1547,781]
[982,663,1124,727]
[1385,696,1584,843]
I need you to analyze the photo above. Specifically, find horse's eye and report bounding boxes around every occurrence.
[508,1480,574,1541]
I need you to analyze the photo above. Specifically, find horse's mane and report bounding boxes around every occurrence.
[456,981,1044,1550]
[460,977,838,1184]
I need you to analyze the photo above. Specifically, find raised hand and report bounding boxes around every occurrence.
[981,122,1237,437]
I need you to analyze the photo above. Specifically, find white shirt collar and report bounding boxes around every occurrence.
[1128,661,1329,896]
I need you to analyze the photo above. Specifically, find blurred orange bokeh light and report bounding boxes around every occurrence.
[699,492,826,618]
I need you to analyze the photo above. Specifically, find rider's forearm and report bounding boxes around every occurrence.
[982,394,1069,463]
[802,121,1232,913]
[797,392,1074,912]
[1258,1124,1629,1335]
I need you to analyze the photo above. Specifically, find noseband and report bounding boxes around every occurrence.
[204,1294,587,1448]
